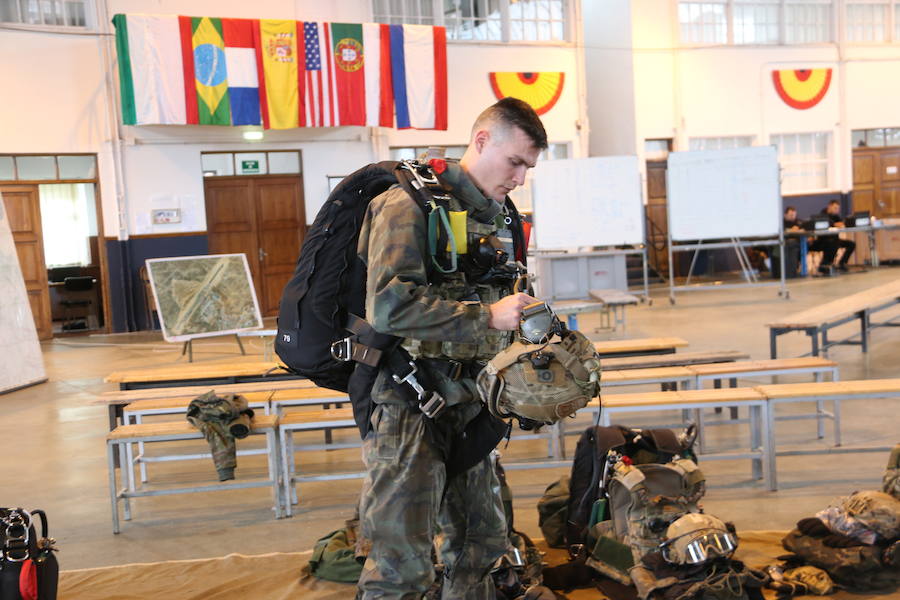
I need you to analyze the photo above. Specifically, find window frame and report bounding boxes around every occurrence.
[677,0,836,46]
[372,0,572,45]
[844,0,891,44]
[0,0,96,32]
[769,132,832,194]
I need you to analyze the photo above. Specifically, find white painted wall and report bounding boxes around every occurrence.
[2,0,583,236]
[587,1,900,196]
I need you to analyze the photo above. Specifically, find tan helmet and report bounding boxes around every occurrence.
[476,328,600,426]
[660,513,737,565]
[841,490,900,540]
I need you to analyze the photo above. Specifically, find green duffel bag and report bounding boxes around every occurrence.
[537,476,570,548]
[303,522,365,583]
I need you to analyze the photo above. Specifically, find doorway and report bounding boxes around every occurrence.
[852,146,900,218]
[0,154,108,340]
[203,175,305,316]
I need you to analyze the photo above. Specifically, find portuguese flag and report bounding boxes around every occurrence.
[330,23,366,126]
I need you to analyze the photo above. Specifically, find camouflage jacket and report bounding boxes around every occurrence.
[357,169,518,409]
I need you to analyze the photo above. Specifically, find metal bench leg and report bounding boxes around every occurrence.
[108,442,121,534]
[119,442,132,521]
[136,414,148,484]
[714,379,722,414]
[289,431,298,505]
[809,328,820,357]
[833,398,842,447]
[280,428,294,517]
[860,310,869,353]
[766,401,777,491]
[729,378,738,420]
[770,329,778,359]
[265,429,283,518]
[814,371,825,439]
[750,404,762,480]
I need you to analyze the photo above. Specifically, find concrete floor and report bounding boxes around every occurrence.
[2,267,899,570]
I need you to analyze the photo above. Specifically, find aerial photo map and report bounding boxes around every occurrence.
[146,254,262,341]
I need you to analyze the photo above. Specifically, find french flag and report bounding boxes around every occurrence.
[389,24,447,130]
[222,18,261,126]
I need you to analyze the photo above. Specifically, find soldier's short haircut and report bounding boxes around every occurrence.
[828,199,840,206]
[472,97,548,150]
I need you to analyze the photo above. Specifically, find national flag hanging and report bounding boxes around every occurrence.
[389,24,447,130]
[112,13,447,130]
[113,14,187,125]
[222,19,261,125]
[256,19,300,129]
[362,23,393,128]
[180,17,232,125]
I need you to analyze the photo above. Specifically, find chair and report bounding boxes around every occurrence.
[61,276,94,330]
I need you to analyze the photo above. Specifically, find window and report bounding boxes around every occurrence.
[644,139,672,160]
[845,1,888,41]
[39,183,97,268]
[734,1,780,44]
[678,1,728,44]
[200,151,301,177]
[770,132,830,192]
[389,145,467,161]
[0,154,97,182]
[895,3,900,38]
[372,0,568,42]
[851,127,900,147]
[785,0,832,42]
[677,0,834,45]
[0,0,92,29]
[689,136,754,150]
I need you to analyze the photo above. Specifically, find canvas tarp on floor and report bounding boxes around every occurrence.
[58,531,890,600]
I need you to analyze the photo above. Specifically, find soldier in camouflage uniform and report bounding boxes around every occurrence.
[356,98,547,599]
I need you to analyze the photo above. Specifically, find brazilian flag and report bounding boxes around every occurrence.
[191,17,231,125]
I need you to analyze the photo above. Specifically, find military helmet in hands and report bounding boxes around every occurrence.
[659,513,738,565]
[476,325,600,426]
[841,490,900,540]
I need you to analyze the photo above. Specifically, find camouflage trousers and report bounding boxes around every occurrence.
[357,402,507,599]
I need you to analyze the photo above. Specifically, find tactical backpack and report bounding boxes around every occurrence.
[565,426,704,585]
[275,160,406,393]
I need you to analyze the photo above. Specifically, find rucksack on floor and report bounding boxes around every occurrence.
[567,426,704,585]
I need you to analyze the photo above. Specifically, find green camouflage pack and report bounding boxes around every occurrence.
[185,391,253,481]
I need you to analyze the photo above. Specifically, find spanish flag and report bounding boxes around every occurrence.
[255,20,300,129]
[179,17,231,125]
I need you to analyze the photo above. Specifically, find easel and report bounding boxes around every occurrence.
[181,335,246,363]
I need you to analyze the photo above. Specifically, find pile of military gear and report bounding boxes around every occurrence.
[476,302,601,430]
[631,513,767,600]
[300,516,366,584]
[185,391,255,481]
[780,490,900,591]
[0,508,58,600]
[537,425,771,599]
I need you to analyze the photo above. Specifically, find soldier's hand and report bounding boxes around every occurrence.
[488,293,539,330]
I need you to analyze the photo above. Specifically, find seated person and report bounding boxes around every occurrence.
[776,206,803,278]
[784,206,802,232]
[810,200,856,273]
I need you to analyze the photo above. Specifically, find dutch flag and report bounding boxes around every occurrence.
[389,24,447,130]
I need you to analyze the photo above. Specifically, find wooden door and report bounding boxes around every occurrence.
[1,185,53,340]
[645,160,669,276]
[204,176,305,316]
[852,147,900,218]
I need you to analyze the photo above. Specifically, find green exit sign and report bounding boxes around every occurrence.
[241,160,259,173]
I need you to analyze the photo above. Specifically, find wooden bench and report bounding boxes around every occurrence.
[105,360,302,390]
[106,414,283,533]
[592,336,688,359]
[600,350,749,370]
[754,378,900,490]
[767,279,900,358]
[587,388,771,488]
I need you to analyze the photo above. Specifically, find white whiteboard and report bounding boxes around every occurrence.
[667,146,781,242]
[531,156,644,249]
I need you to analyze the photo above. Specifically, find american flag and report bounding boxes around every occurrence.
[303,22,337,127]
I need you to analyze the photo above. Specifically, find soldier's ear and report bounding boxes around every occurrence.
[473,128,490,153]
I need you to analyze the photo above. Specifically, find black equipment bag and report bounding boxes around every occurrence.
[275,161,404,392]
[0,508,58,600]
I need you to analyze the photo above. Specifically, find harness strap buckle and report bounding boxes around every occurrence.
[392,361,426,400]
[419,392,446,419]
[330,337,352,362]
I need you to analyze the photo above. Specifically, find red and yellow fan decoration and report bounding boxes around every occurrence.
[489,72,564,115]
[772,68,832,110]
